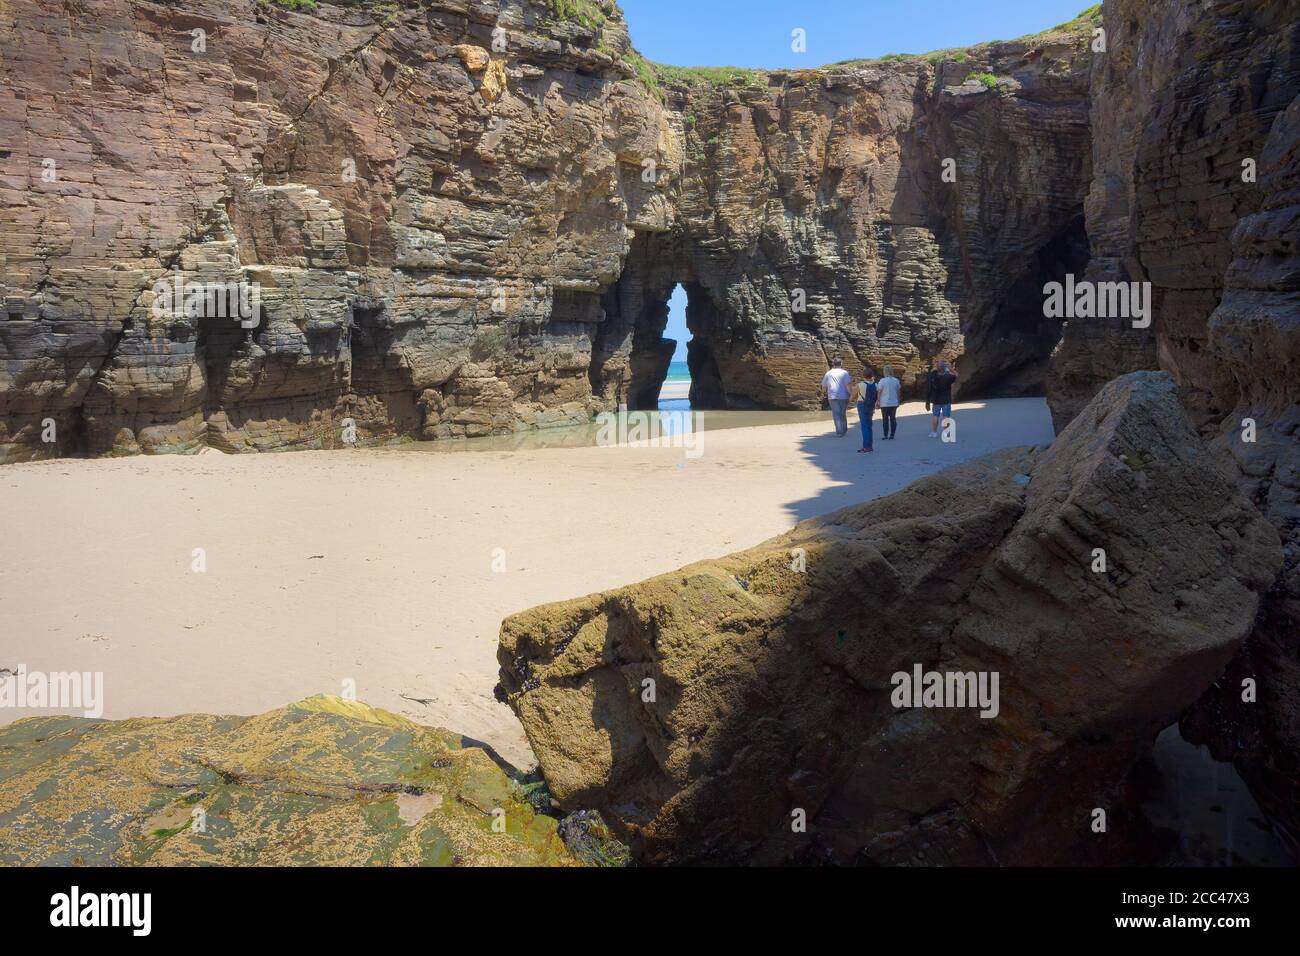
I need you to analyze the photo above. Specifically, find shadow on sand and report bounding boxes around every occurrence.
[782,397,1058,523]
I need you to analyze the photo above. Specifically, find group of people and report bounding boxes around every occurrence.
[819,357,957,453]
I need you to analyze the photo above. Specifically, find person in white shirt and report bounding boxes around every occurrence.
[876,364,902,439]
[819,357,854,437]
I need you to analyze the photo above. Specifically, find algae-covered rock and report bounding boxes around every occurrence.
[0,696,578,866]
[557,810,632,868]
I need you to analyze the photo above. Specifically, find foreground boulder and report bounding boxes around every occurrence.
[0,696,576,866]
[498,372,1282,864]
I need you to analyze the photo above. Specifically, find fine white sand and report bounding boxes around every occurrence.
[0,398,1054,769]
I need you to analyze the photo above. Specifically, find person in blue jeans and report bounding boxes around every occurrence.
[820,356,854,437]
[856,369,878,453]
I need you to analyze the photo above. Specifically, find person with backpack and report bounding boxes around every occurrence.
[926,359,958,438]
[856,368,878,453]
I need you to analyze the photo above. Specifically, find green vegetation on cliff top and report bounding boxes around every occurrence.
[628,3,1101,95]
[966,72,1002,89]
[546,0,617,30]
[825,4,1102,70]
[652,63,768,91]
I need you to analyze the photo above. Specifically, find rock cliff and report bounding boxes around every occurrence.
[1046,0,1300,430]
[5,0,1300,865]
[1041,0,1300,849]
[0,0,1098,460]
[498,373,1281,864]
[1,0,669,459]
[616,26,1093,409]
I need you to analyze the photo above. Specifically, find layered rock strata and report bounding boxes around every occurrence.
[1046,0,1300,429]
[1041,0,1300,850]
[0,0,1099,460]
[0,0,669,459]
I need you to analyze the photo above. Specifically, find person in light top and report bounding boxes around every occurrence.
[876,365,901,440]
[819,356,854,438]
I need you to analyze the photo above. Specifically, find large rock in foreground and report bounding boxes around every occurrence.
[0,696,576,866]
[498,372,1282,864]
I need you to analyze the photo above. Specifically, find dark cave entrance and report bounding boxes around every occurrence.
[195,309,254,414]
[959,215,1091,397]
[348,302,390,396]
[344,300,422,438]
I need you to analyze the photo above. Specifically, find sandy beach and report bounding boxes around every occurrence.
[0,398,1054,769]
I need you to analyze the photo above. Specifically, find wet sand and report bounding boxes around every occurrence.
[0,397,1055,769]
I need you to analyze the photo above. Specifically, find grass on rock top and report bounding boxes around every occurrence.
[546,0,617,30]
[622,57,769,104]
[825,3,1102,70]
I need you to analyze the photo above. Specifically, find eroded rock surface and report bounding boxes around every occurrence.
[0,695,578,865]
[498,373,1281,864]
[0,0,670,459]
[631,27,1092,408]
[1046,0,1300,430]
[1039,0,1300,848]
[1180,93,1300,845]
[0,0,1099,459]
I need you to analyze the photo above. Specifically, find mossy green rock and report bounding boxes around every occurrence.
[0,696,577,866]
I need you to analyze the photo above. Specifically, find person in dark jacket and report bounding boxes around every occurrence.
[856,368,878,453]
[926,359,958,438]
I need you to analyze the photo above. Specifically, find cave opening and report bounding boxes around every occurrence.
[628,280,728,411]
[657,284,690,411]
[596,232,754,415]
[958,214,1091,397]
[195,310,250,416]
[348,303,389,396]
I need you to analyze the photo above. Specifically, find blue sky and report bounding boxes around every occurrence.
[633,0,1094,359]
[619,0,1094,69]
[665,287,689,362]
